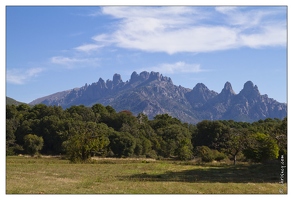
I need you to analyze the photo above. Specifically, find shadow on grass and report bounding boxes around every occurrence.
[120,162,285,183]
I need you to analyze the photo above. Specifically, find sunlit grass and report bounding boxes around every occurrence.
[6,156,287,194]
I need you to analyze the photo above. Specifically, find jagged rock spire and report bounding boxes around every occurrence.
[220,81,236,96]
[113,73,122,86]
[130,71,139,82]
[186,83,218,107]
[240,81,260,97]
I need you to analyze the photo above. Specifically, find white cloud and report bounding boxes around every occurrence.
[215,7,286,29]
[74,44,104,53]
[240,24,287,48]
[93,6,286,54]
[7,67,45,85]
[50,56,99,68]
[101,6,196,21]
[215,7,237,14]
[51,56,80,65]
[144,61,204,74]
[113,25,239,54]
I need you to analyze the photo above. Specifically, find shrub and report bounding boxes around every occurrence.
[146,150,158,159]
[213,150,227,161]
[196,146,214,162]
[23,134,44,157]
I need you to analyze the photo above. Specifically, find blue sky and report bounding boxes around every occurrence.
[6,5,287,103]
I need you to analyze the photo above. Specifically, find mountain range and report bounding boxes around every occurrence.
[29,71,287,123]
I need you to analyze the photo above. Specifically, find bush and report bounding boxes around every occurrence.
[177,145,194,161]
[195,146,227,162]
[196,146,214,162]
[213,150,227,161]
[146,150,158,159]
[63,132,109,163]
[23,134,44,156]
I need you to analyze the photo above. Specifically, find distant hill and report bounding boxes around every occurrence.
[6,96,26,106]
[29,71,287,123]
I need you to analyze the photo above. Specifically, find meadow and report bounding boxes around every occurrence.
[6,156,287,194]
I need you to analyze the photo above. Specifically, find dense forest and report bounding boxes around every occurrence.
[6,103,287,164]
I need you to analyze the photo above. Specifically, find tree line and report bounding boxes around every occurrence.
[6,103,287,164]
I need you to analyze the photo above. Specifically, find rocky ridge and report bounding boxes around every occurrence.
[29,71,287,123]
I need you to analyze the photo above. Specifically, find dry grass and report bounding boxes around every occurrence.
[6,156,287,194]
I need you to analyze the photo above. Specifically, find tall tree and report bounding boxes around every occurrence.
[158,124,192,158]
[62,121,110,162]
[225,128,248,165]
[243,132,279,162]
[23,134,44,156]
[193,120,229,151]
[108,131,136,157]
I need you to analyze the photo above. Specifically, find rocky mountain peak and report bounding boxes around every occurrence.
[98,77,105,83]
[240,81,260,97]
[130,71,139,82]
[149,71,160,81]
[129,71,172,84]
[113,73,122,86]
[243,81,254,90]
[97,78,106,88]
[186,83,218,108]
[220,82,236,96]
[211,82,236,110]
[194,83,208,92]
[139,71,150,80]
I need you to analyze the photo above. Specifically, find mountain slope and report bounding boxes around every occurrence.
[6,96,26,106]
[29,71,287,123]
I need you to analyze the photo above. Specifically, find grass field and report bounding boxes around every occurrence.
[6,156,287,194]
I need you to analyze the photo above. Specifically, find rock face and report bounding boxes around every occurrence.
[29,71,287,123]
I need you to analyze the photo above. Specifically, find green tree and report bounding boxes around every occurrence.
[6,104,18,119]
[15,120,33,147]
[65,105,96,122]
[137,113,149,124]
[225,128,248,165]
[16,104,31,112]
[193,120,230,151]
[138,122,159,158]
[151,114,182,130]
[6,119,20,155]
[108,131,136,157]
[6,105,21,155]
[62,121,110,163]
[176,138,194,160]
[158,124,192,159]
[272,117,287,157]
[91,103,108,121]
[23,134,44,156]
[37,115,64,155]
[195,146,214,162]
[243,132,279,162]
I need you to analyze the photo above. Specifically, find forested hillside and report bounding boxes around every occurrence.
[6,103,287,163]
